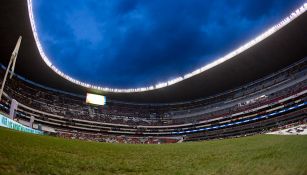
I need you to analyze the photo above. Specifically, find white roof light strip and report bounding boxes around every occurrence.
[27,1,307,93]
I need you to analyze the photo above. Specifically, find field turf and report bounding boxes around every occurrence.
[0,127,307,175]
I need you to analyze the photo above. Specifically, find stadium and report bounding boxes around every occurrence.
[0,0,307,174]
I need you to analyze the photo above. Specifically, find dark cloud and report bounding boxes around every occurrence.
[33,0,305,88]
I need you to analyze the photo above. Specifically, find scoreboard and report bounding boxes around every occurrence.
[86,93,106,105]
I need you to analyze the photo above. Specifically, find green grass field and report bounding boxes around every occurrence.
[0,127,307,175]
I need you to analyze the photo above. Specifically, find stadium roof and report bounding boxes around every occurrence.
[0,0,307,103]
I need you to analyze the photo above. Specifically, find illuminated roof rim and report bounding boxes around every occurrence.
[27,0,307,93]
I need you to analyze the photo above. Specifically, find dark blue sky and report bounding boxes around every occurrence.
[33,0,305,88]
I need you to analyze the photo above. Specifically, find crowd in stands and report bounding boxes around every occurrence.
[56,129,183,144]
[1,58,305,124]
[0,57,306,142]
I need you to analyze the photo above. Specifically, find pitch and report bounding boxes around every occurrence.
[0,128,306,175]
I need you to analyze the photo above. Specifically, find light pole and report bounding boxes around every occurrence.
[0,36,22,101]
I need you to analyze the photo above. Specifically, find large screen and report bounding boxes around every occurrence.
[86,93,106,105]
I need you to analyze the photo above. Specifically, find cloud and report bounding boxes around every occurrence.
[33,0,305,88]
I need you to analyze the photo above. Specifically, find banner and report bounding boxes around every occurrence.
[0,113,43,135]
